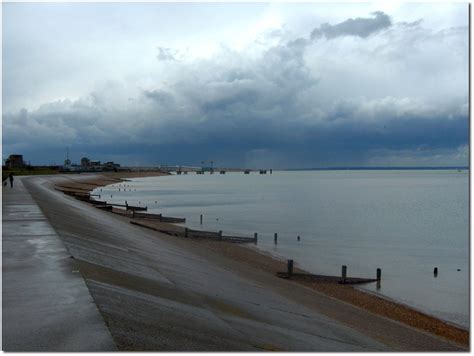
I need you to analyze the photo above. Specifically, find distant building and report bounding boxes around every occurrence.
[81,157,90,166]
[5,154,24,169]
[63,156,122,172]
[104,161,121,171]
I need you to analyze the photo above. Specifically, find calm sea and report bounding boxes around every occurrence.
[93,170,469,328]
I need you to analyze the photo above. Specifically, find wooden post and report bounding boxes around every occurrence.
[219,230,223,240]
[254,232,258,244]
[376,268,381,281]
[185,227,188,238]
[200,214,203,225]
[274,233,278,244]
[342,265,347,282]
[159,214,162,222]
[287,259,294,277]
[297,235,300,241]
[434,267,438,276]
[132,210,135,218]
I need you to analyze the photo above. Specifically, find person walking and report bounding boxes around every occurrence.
[8,173,14,188]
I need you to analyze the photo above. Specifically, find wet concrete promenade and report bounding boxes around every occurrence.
[2,177,116,351]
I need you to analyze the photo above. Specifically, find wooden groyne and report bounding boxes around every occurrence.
[103,202,148,211]
[133,211,185,223]
[277,260,379,285]
[57,184,253,244]
[108,208,186,223]
[131,220,256,243]
[95,205,113,211]
[277,272,377,285]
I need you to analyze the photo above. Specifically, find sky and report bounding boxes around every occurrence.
[2,2,469,168]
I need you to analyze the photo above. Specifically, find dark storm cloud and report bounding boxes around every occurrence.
[310,11,392,40]
[2,10,468,168]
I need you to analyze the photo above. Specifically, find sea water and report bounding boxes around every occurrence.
[94,170,469,328]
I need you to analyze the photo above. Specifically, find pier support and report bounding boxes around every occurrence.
[274,233,278,244]
[200,214,203,225]
[376,268,382,281]
[254,232,258,244]
[434,267,438,277]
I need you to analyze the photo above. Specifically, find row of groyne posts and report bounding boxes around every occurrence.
[281,260,383,287]
[71,190,445,287]
[281,260,443,287]
[197,215,378,286]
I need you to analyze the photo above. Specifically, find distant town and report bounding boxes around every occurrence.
[3,153,123,173]
[2,153,468,176]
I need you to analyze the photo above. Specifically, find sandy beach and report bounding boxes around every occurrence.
[14,172,468,351]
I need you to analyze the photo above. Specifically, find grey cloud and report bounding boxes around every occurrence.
[143,89,175,105]
[157,46,179,61]
[310,11,392,40]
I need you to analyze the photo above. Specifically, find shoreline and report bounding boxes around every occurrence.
[54,172,469,347]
